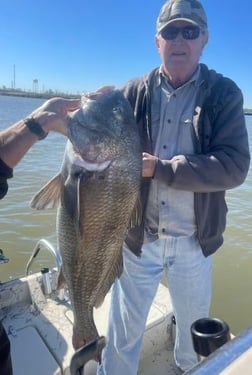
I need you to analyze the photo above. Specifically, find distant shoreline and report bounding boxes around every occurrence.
[1,89,251,114]
[0,89,80,100]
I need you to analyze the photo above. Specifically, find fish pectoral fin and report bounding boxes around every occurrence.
[94,252,123,308]
[125,241,142,257]
[30,173,62,209]
[62,174,84,235]
[125,196,143,258]
[128,195,142,228]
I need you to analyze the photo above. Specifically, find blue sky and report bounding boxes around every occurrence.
[1,0,252,107]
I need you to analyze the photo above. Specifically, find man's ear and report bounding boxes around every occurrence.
[155,35,161,50]
[202,30,209,47]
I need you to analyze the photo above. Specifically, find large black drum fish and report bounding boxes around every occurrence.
[30,90,142,353]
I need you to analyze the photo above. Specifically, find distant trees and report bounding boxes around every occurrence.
[244,108,252,115]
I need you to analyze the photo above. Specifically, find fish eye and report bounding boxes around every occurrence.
[112,106,122,113]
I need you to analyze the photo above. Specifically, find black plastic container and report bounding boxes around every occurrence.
[191,318,230,358]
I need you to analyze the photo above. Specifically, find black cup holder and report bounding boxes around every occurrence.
[191,318,230,357]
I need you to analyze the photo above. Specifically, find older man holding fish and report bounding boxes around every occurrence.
[0,96,80,375]
[97,0,250,374]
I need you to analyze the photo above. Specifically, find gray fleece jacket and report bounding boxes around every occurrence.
[121,64,250,257]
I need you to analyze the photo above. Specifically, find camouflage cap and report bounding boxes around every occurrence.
[157,0,208,33]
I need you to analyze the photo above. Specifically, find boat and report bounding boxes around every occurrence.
[0,239,178,375]
[0,239,252,375]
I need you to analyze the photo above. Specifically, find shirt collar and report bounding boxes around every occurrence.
[158,65,203,89]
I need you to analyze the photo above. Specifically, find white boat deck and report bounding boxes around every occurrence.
[0,271,178,375]
[1,267,252,374]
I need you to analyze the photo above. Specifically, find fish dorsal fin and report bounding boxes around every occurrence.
[30,174,62,209]
[62,172,85,236]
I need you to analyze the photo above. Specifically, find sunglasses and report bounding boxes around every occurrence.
[161,25,201,40]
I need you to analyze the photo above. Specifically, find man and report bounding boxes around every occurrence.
[97,0,250,374]
[0,96,80,375]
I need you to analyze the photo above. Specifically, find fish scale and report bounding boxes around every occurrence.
[58,163,138,343]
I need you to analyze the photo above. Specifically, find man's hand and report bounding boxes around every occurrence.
[142,152,158,177]
[84,85,115,99]
[31,97,81,136]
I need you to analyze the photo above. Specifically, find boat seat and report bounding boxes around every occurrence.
[9,325,61,375]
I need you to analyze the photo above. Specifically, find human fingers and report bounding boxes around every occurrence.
[59,98,81,113]
[95,85,115,93]
[29,100,78,136]
[142,152,158,177]
[41,97,81,116]
[84,85,115,99]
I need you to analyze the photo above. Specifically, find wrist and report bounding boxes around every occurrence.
[31,112,67,136]
[24,117,48,140]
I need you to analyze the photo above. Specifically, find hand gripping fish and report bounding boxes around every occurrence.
[30,90,142,365]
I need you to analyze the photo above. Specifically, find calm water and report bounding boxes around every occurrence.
[0,95,251,335]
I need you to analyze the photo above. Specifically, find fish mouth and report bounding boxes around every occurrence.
[73,153,112,172]
[73,143,113,166]
[80,145,103,161]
